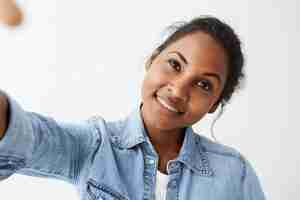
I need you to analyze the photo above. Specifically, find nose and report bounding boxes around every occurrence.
[167,79,189,104]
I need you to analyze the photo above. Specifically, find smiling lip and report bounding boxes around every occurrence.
[156,95,180,114]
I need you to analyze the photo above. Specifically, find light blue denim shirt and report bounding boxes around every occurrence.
[0,94,265,200]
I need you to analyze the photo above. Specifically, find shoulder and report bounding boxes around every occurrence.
[193,133,265,198]
[194,133,248,176]
[87,115,129,146]
[196,133,243,159]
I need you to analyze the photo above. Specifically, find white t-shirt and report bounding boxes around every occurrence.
[155,170,169,200]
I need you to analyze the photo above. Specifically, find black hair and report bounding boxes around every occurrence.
[148,16,245,140]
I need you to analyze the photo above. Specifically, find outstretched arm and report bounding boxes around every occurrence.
[0,91,102,184]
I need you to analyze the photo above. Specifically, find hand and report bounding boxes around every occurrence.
[0,93,8,140]
[0,0,23,27]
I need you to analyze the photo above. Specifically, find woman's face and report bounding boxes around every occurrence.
[141,31,228,132]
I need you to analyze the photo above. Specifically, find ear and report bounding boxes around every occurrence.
[145,58,152,71]
[145,49,160,71]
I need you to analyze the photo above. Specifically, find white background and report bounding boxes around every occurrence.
[0,0,298,199]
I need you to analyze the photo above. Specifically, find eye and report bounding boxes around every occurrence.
[167,58,181,72]
[197,80,213,92]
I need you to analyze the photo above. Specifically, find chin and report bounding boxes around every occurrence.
[141,93,190,131]
[150,112,186,131]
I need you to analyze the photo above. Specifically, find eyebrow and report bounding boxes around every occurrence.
[169,51,222,84]
[169,51,188,65]
[202,73,222,85]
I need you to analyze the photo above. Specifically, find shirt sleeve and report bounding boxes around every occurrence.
[242,157,266,200]
[0,92,102,185]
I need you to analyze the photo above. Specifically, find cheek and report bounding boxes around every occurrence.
[188,93,216,117]
[142,67,168,97]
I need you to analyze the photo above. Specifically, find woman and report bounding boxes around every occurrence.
[0,16,265,200]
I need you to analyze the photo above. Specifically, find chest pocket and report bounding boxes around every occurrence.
[87,179,129,200]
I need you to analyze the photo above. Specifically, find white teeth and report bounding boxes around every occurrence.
[157,96,179,113]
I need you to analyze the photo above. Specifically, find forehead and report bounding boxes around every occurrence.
[162,31,228,79]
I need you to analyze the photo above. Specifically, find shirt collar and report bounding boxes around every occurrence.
[116,103,148,148]
[119,103,214,177]
[176,127,214,176]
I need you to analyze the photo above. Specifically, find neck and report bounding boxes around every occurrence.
[147,127,185,153]
[140,105,185,157]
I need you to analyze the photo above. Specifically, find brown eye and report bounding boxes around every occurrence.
[197,80,213,92]
[168,58,181,72]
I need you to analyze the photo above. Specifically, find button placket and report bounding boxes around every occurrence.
[167,161,181,175]
[166,176,179,200]
[143,154,157,200]
[168,179,177,189]
[146,158,155,165]
[166,162,181,200]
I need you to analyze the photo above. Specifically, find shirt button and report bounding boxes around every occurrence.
[170,162,179,168]
[168,162,180,174]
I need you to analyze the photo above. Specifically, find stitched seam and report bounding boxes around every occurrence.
[88,117,105,163]
[0,155,26,170]
[87,179,128,200]
[198,137,242,161]
[204,150,243,162]
[87,183,97,200]
[0,155,26,162]
[240,156,247,182]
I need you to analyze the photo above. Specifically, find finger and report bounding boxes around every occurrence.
[0,0,23,27]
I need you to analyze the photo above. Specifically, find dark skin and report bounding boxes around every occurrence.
[0,94,8,140]
[140,31,228,174]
